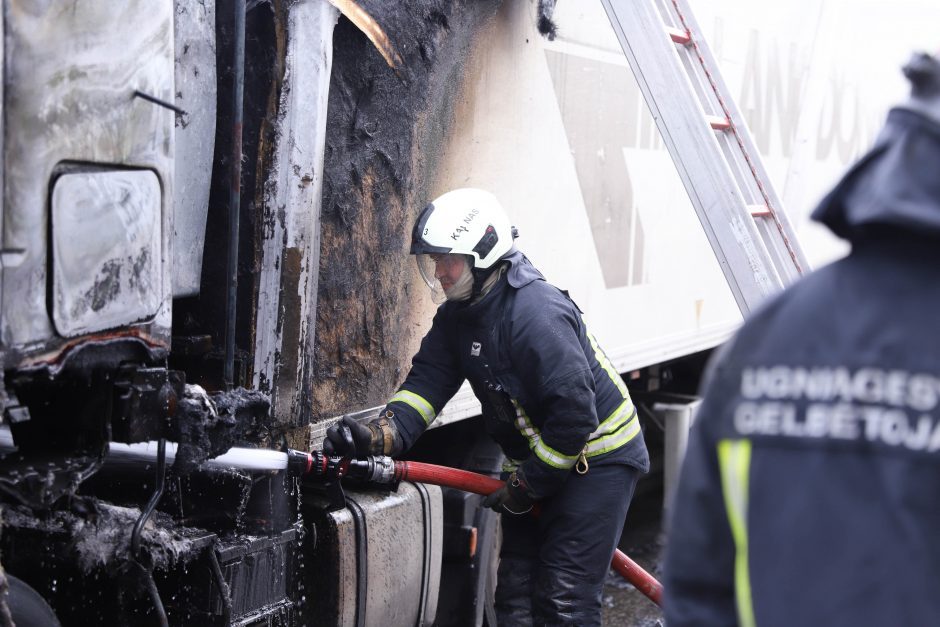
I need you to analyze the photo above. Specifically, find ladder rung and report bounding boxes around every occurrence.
[666,27,691,45]
[600,0,809,315]
[707,115,731,131]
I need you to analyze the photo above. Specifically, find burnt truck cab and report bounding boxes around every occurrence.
[0,1,453,625]
[0,5,178,482]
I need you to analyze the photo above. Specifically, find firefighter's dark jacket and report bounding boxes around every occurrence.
[384,251,649,499]
[664,107,940,626]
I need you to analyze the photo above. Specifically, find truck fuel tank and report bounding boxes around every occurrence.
[302,481,442,627]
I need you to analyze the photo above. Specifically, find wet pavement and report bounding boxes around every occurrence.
[601,489,666,626]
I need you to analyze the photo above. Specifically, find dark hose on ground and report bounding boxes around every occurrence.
[129,438,169,627]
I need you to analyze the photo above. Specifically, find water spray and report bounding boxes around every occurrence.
[109,440,290,472]
[0,427,290,473]
[0,428,663,607]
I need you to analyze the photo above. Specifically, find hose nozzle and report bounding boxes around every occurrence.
[286,449,314,477]
[285,450,397,484]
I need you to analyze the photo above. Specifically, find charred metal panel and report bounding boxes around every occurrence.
[313,0,502,422]
[111,367,184,444]
[1,1,174,366]
[169,0,276,392]
[251,0,338,427]
[173,0,218,297]
[0,504,212,624]
[0,501,302,625]
[213,526,301,620]
[51,171,163,337]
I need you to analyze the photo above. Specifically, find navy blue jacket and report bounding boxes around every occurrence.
[664,108,940,626]
[385,251,648,498]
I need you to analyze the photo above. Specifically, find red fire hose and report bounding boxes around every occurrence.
[291,450,664,607]
[393,460,663,608]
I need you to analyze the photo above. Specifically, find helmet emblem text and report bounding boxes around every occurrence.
[450,208,480,240]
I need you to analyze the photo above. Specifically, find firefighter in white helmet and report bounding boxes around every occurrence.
[325,188,649,626]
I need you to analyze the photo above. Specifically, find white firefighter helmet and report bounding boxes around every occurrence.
[411,188,518,302]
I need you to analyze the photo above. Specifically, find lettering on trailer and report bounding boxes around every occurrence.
[734,24,879,163]
[542,18,875,290]
[733,366,940,453]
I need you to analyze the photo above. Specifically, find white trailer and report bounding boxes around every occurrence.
[429,0,939,426]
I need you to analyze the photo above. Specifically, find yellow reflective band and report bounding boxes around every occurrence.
[717,439,756,627]
[590,400,635,438]
[389,390,436,425]
[583,412,641,456]
[586,326,630,398]
[534,438,579,469]
[512,398,639,463]
[513,400,539,439]
[512,400,578,469]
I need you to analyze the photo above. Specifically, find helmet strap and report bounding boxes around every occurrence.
[470,268,489,301]
[469,263,507,303]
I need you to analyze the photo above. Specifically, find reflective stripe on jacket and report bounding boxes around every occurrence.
[384,252,648,498]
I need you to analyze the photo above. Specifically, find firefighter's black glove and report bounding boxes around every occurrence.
[322,415,373,458]
[482,470,535,515]
[322,412,403,458]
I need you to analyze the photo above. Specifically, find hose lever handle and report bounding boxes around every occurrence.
[325,479,347,512]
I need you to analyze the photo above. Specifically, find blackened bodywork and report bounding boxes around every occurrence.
[314,0,502,420]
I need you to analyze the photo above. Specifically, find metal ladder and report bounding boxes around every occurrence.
[600,0,809,315]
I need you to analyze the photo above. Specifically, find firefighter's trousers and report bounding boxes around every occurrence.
[494,463,640,626]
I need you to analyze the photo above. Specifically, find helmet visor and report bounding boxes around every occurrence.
[416,253,471,304]
[416,253,446,304]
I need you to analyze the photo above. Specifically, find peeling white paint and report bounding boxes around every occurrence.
[173,0,218,297]
[252,1,339,425]
[1,1,174,355]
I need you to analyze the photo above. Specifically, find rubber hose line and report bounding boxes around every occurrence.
[393,460,663,607]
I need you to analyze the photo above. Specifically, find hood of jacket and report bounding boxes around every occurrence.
[444,250,544,317]
[811,106,940,242]
[502,250,545,288]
